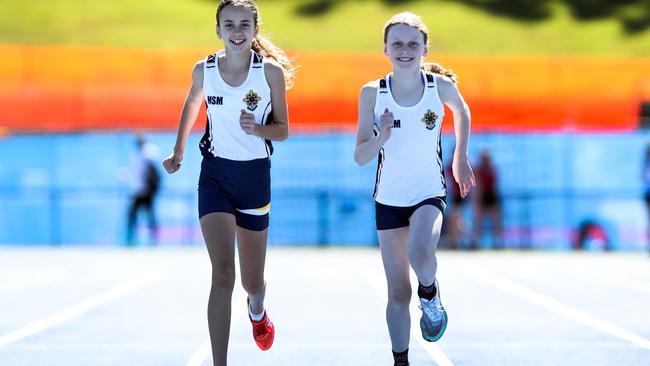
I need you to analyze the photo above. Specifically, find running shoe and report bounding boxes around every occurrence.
[248,299,274,351]
[419,280,448,342]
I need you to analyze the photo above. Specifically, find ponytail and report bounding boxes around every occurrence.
[217,0,297,90]
[422,62,457,83]
[252,35,297,89]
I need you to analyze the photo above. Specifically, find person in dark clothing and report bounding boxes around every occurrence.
[126,134,160,245]
[643,144,650,253]
[472,149,503,249]
[442,157,469,249]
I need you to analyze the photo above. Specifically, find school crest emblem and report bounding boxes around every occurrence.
[421,109,438,130]
[243,90,261,111]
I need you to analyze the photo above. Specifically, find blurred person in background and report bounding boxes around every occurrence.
[162,1,295,364]
[442,148,469,249]
[354,12,474,366]
[643,144,650,253]
[126,134,160,246]
[471,149,503,249]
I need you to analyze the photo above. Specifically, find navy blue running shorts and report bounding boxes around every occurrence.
[375,197,446,231]
[198,156,270,231]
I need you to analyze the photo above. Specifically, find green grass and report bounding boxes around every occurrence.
[2,0,650,55]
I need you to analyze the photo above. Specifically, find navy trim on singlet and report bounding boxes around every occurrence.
[200,100,215,158]
[428,73,446,194]
[252,53,263,68]
[425,73,435,87]
[436,132,446,194]
[262,111,274,157]
[379,78,388,94]
[206,54,216,68]
[373,148,385,199]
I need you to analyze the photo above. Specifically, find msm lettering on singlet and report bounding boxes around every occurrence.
[207,96,223,105]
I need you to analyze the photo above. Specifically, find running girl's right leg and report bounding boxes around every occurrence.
[378,227,411,354]
[237,226,268,317]
[200,212,237,366]
[237,225,274,351]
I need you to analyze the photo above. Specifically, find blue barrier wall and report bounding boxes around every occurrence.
[0,131,647,249]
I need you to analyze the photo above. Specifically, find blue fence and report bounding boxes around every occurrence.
[0,131,647,249]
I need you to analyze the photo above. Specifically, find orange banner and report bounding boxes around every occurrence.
[0,45,648,133]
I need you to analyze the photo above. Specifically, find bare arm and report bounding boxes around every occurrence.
[240,62,289,141]
[162,61,204,174]
[438,76,475,197]
[354,83,393,166]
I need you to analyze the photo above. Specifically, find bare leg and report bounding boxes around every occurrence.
[646,201,650,252]
[145,195,158,245]
[446,206,461,249]
[488,206,504,248]
[408,205,443,287]
[378,227,411,352]
[473,204,484,249]
[456,205,467,247]
[126,196,140,245]
[200,212,237,366]
[236,226,269,315]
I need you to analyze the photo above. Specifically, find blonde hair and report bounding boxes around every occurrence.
[217,0,297,89]
[383,12,457,83]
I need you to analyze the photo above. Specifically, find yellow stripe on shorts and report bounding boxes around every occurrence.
[236,203,270,216]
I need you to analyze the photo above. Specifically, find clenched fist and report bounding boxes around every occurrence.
[377,108,394,142]
[240,109,258,136]
[162,153,182,174]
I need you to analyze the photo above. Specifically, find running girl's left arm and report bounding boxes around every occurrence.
[438,76,475,198]
[240,62,289,141]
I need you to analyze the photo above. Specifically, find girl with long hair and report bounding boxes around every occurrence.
[163,1,295,364]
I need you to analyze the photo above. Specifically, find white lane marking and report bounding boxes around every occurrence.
[185,338,212,366]
[363,270,455,366]
[467,270,650,350]
[586,273,650,296]
[186,251,279,366]
[0,267,167,348]
[185,290,251,366]
[0,266,68,293]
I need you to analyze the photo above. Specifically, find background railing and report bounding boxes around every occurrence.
[0,131,647,249]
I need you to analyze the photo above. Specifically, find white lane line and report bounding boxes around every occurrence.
[0,266,68,293]
[363,271,454,366]
[184,291,251,366]
[185,338,212,366]
[467,270,650,350]
[186,254,278,366]
[0,267,167,348]
[587,273,650,296]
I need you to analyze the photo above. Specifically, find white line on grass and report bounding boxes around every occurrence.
[363,271,454,366]
[0,267,167,348]
[467,270,650,350]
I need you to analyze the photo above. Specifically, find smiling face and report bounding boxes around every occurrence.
[216,5,258,54]
[384,23,428,71]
